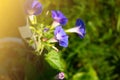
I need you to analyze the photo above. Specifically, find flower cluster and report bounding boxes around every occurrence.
[24,0,86,48]
[51,11,86,47]
[24,0,86,79]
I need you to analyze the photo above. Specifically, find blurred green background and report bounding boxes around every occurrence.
[39,0,120,80]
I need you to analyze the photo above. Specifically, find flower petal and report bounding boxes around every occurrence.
[24,0,42,15]
[51,10,58,19]
[51,10,68,26]
[59,36,68,47]
[76,19,86,38]
[76,19,85,27]
[54,26,62,36]
[59,18,68,26]
[54,26,69,47]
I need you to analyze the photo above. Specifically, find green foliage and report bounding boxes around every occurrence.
[72,67,99,80]
[45,50,66,71]
[26,0,120,80]
[57,0,120,80]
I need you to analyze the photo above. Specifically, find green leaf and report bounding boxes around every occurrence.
[117,14,120,32]
[88,67,99,80]
[45,50,65,71]
[72,72,88,80]
[72,67,99,80]
[72,72,99,80]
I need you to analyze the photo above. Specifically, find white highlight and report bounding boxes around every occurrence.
[66,26,83,37]
[51,21,60,28]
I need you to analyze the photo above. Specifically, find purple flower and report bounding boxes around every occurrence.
[54,26,68,47]
[58,72,65,80]
[43,28,49,32]
[51,10,68,26]
[66,19,86,38]
[24,0,42,15]
[55,72,65,80]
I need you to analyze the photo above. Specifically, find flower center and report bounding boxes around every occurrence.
[56,33,62,40]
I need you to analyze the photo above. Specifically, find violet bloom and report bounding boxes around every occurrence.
[66,19,86,38]
[55,72,65,80]
[54,26,68,47]
[51,10,68,26]
[24,0,42,15]
[43,28,49,32]
[58,72,65,80]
